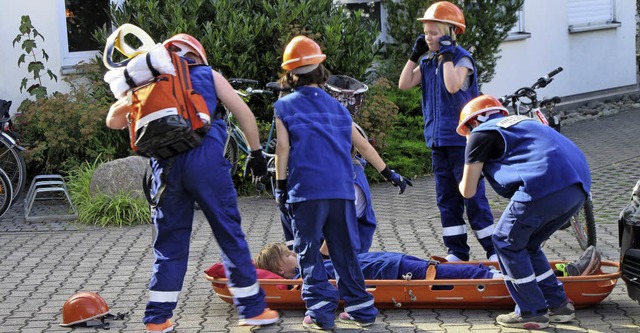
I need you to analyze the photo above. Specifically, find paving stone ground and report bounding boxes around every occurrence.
[0,109,639,332]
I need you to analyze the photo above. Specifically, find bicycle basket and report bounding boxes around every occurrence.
[324,75,368,115]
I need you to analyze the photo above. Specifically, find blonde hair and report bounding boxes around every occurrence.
[254,243,290,275]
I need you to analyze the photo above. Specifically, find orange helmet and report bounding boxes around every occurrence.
[163,33,208,65]
[417,1,466,35]
[281,35,326,74]
[60,292,111,327]
[457,95,509,136]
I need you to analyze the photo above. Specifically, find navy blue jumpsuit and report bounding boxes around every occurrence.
[275,86,378,328]
[419,47,496,261]
[143,65,267,325]
[469,115,591,317]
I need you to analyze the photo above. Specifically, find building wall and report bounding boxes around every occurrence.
[480,0,638,104]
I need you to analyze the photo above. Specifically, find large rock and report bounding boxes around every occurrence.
[89,156,151,200]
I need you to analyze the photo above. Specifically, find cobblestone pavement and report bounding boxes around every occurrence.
[0,110,639,332]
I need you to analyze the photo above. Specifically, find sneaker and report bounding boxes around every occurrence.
[496,312,549,329]
[302,315,334,330]
[146,319,174,333]
[338,312,374,327]
[549,300,576,323]
[556,245,601,276]
[238,308,279,326]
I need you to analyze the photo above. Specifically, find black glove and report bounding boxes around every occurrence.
[438,36,456,63]
[409,34,429,63]
[381,166,413,194]
[244,149,267,184]
[275,179,291,218]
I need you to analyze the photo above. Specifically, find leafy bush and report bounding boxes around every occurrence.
[101,0,380,91]
[365,114,431,182]
[16,61,130,176]
[354,78,398,150]
[67,159,150,227]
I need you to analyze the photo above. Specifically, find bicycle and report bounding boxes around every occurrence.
[221,79,286,195]
[0,167,14,217]
[0,99,27,201]
[499,67,597,250]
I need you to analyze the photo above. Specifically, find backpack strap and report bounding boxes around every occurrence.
[123,69,137,89]
[145,52,161,77]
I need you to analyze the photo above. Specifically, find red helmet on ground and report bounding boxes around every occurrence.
[417,1,466,35]
[60,291,111,327]
[163,33,208,65]
[457,95,509,136]
[281,35,326,74]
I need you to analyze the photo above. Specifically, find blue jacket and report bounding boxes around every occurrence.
[474,116,591,201]
[420,47,479,147]
[275,86,355,202]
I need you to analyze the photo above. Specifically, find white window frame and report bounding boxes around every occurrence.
[57,0,123,74]
[505,9,531,41]
[568,0,620,33]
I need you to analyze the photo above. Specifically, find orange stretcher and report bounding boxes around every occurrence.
[204,261,621,309]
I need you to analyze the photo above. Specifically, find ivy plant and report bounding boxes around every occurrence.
[12,15,58,100]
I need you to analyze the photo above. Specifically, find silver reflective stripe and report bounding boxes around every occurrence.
[505,273,536,285]
[536,269,555,282]
[285,240,294,247]
[442,225,466,237]
[149,290,180,303]
[308,300,331,311]
[344,299,374,313]
[229,282,260,298]
[474,225,495,239]
[135,107,179,131]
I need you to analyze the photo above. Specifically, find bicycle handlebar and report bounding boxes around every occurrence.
[533,66,563,89]
[500,67,563,107]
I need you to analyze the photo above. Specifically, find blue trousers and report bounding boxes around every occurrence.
[432,146,495,260]
[493,184,586,317]
[290,199,378,328]
[144,126,265,324]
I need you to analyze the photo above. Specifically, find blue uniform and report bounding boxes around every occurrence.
[472,116,591,317]
[275,86,377,328]
[323,252,496,280]
[144,65,266,325]
[419,48,495,261]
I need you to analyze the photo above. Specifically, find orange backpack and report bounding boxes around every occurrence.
[126,50,210,159]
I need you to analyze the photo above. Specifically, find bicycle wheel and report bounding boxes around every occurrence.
[0,135,27,200]
[569,197,596,250]
[224,135,240,176]
[0,167,14,217]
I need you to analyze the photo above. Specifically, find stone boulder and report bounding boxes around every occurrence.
[89,156,151,200]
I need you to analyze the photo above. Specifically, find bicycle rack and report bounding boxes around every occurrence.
[24,174,78,222]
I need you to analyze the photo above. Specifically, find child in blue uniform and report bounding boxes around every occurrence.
[457,95,592,329]
[273,35,378,330]
[398,1,496,263]
[253,243,602,282]
[106,33,278,332]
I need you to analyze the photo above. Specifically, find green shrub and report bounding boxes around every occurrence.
[365,114,431,182]
[354,78,399,150]
[100,0,379,92]
[15,61,129,176]
[67,159,150,227]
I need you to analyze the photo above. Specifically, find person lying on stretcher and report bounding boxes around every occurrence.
[250,243,601,282]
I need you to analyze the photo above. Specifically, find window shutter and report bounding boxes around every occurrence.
[568,0,614,27]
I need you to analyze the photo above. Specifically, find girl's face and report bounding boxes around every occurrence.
[279,249,298,279]
[423,22,446,51]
